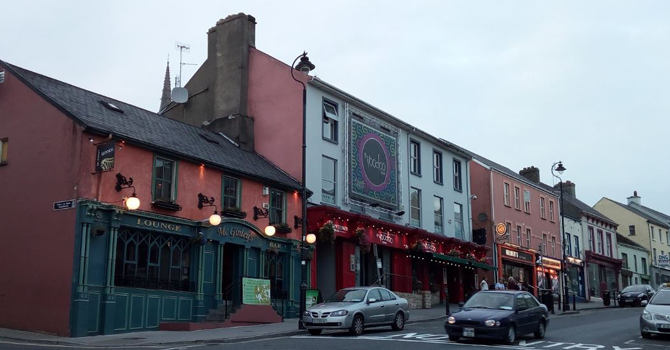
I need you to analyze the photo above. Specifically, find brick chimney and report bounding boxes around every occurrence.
[519,166,540,183]
[627,191,641,206]
[554,181,576,197]
[162,13,257,151]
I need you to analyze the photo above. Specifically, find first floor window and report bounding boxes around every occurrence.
[321,156,336,204]
[0,138,7,164]
[597,230,603,254]
[269,189,285,224]
[565,233,572,256]
[454,202,464,239]
[434,196,443,233]
[222,176,240,209]
[516,225,522,246]
[526,228,531,247]
[114,229,193,292]
[606,233,613,257]
[153,156,177,202]
[410,187,421,227]
[551,236,556,256]
[574,236,580,257]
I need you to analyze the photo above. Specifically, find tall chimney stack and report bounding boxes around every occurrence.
[627,191,641,206]
[554,181,576,197]
[519,166,540,183]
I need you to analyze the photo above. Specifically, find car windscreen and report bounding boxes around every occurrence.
[651,292,670,305]
[622,285,647,293]
[326,289,367,303]
[463,293,515,310]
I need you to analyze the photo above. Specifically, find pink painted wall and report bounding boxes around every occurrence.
[78,141,302,241]
[491,172,562,259]
[0,69,81,336]
[247,48,308,182]
[469,162,495,283]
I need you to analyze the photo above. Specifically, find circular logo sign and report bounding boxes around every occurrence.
[495,223,507,236]
[360,135,390,190]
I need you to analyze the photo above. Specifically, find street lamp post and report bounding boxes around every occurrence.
[291,52,315,330]
[551,161,569,312]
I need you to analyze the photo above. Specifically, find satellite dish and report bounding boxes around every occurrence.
[171,87,188,103]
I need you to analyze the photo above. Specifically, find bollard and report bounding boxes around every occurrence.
[573,293,576,311]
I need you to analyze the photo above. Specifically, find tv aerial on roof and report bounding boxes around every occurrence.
[172,42,197,103]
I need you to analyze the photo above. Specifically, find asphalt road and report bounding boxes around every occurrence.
[0,307,668,350]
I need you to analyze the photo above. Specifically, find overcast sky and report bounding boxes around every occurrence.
[3,1,669,214]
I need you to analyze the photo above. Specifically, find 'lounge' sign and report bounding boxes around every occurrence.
[136,218,182,232]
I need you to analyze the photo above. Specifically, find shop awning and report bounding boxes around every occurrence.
[431,253,496,270]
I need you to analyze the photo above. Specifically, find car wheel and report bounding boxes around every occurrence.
[619,302,625,308]
[449,335,460,342]
[534,321,546,339]
[392,312,405,331]
[350,315,364,336]
[308,329,323,336]
[641,331,652,339]
[504,325,516,345]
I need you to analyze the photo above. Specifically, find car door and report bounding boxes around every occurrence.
[363,289,386,325]
[515,294,532,334]
[524,293,543,331]
[379,288,396,323]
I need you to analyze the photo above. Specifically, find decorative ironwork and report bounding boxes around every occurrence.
[253,206,269,221]
[294,215,303,229]
[197,193,217,210]
[115,173,135,193]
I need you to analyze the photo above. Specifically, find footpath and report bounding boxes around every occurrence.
[0,305,452,347]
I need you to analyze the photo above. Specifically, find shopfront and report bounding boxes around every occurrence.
[585,251,622,300]
[70,201,303,337]
[498,245,536,295]
[537,257,561,296]
[566,256,585,299]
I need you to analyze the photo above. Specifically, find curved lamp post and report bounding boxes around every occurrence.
[291,51,315,329]
[551,161,569,311]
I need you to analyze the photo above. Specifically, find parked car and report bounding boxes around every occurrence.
[640,289,670,338]
[619,284,655,307]
[302,286,410,336]
[444,291,549,345]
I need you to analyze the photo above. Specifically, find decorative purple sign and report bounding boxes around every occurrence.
[349,117,398,208]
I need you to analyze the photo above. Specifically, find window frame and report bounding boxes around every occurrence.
[622,253,628,269]
[454,202,464,239]
[321,156,337,205]
[152,155,179,202]
[516,225,522,246]
[433,150,443,184]
[597,229,604,254]
[540,196,546,219]
[565,233,572,256]
[269,189,286,225]
[410,187,422,227]
[574,236,580,258]
[322,100,339,144]
[542,233,548,253]
[434,195,443,234]
[514,186,521,210]
[629,225,636,236]
[549,200,555,222]
[0,138,7,165]
[551,236,556,256]
[642,257,647,274]
[606,233,613,257]
[410,140,421,176]
[222,176,242,210]
[503,182,511,207]
[588,226,595,251]
[526,228,531,248]
[453,160,463,192]
[523,189,531,214]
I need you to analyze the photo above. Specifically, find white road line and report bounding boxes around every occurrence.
[0,340,161,349]
[624,340,634,344]
[290,335,537,350]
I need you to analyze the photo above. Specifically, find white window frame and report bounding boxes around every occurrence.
[453,160,462,192]
[514,186,521,210]
[551,236,556,256]
[540,197,546,219]
[549,201,555,221]
[516,225,522,246]
[410,140,420,175]
[504,182,510,206]
[434,196,443,234]
[523,190,531,213]
[410,187,421,227]
[321,156,337,204]
[322,101,338,143]
[454,202,464,239]
[433,151,443,184]
[526,228,531,248]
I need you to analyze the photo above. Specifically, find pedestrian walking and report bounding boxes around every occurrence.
[480,276,489,291]
[507,276,517,290]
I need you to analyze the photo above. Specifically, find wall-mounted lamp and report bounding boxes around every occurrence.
[198,193,221,226]
[115,173,140,210]
[294,215,304,230]
[306,233,317,244]
[265,225,276,237]
[253,206,269,221]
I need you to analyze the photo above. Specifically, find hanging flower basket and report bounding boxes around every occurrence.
[410,241,424,254]
[221,206,247,219]
[447,249,461,257]
[274,223,292,234]
[318,221,335,244]
[191,232,207,246]
[355,227,371,253]
[478,256,489,263]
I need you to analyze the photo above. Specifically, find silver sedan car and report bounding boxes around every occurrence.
[302,286,410,336]
[640,289,670,338]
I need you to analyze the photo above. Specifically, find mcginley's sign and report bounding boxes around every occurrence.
[136,218,182,232]
[217,225,255,242]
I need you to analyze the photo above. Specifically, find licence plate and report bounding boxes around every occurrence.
[659,324,670,329]
[313,319,326,324]
[626,299,633,302]
[463,328,475,337]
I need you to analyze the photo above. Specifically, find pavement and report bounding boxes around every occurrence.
[0,304,452,348]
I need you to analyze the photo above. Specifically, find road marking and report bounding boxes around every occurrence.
[0,340,161,349]
[624,340,634,344]
[612,347,641,350]
[563,345,605,350]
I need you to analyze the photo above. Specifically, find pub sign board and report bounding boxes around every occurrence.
[349,116,399,209]
[95,143,115,172]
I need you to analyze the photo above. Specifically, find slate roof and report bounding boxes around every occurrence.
[562,193,617,226]
[617,233,649,252]
[631,203,670,225]
[604,198,669,228]
[468,152,558,197]
[1,61,302,191]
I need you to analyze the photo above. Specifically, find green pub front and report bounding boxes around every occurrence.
[70,201,304,337]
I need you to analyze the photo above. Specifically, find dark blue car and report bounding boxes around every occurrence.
[444,290,549,344]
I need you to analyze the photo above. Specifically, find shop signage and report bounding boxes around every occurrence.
[375,231,395,245]
[136,218,182,232]
[567,256,583,266]
[95,143,115,172]
[501,247,533,262]
[217,225,254,242]
[53,199,76,211]
[242,277,270,305]
[659,255,669,266]
[349,117,399,209]
[495,223,507,236]
[333,223,349,233]
[422,240,437,253]
[269,242,281,250]
[541,257,562,270]
[306,289,320,308]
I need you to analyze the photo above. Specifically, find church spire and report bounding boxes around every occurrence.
[159,56,171,113]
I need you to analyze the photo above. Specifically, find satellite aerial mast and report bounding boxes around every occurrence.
[172,42,196,103]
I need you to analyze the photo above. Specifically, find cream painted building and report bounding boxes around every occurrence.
[594,192,670,288]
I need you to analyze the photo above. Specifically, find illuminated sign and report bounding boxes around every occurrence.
[495,223,507,236]
[501,247,533,262]
[541,257,562,270]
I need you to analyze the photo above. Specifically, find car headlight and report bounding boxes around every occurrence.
[330,310,348,317]
[448,316,456,324]
[643,310,653,320]
[303,311,311,317]
[484,319,500,327]
[638,293,645,298]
